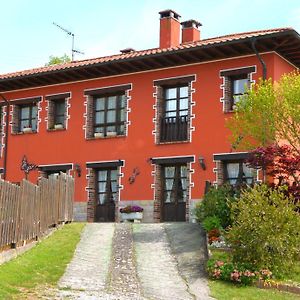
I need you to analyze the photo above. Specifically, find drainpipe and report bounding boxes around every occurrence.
[251,38,267,80]
[0,93,9,180]
[251,38,267,182]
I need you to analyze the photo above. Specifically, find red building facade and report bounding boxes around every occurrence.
[0,10,298,222]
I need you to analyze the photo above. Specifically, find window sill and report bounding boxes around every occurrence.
[12,130,37,135]
[157,140,190,145]
[86,134,126,141]
[47,128,66,132]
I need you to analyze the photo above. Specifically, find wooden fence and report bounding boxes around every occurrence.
[0,173,74,249]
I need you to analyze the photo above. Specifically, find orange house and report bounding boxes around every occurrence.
[0,10,298,222]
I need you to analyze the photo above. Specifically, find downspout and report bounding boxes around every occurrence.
[251,38,267,182]
[0,93,9,180]
[251,38,267,80]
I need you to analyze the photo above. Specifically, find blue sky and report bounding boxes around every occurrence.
[1,0,300,74]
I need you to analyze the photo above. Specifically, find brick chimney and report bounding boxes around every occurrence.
[181,20,202,43]
[159,9,181,49]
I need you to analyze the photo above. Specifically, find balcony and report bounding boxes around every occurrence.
[160,115,188,142]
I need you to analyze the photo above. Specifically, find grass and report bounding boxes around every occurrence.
[209,249,300,299]
[209,280,300,300]
[0,222,85,299]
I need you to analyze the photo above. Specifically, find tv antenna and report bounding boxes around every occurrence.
[53,22,84,61]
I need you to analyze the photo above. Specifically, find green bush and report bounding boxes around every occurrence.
[194,185,237,228]
[202,216,221,231]
[227,184,300,276]
[207,259,261,285]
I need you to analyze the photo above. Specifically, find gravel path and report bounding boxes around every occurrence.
[106,223,143,299]
[47,222,211,300]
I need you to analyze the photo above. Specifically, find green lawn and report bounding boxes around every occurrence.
[210,281,300,300]
[0,222,85,299]
[209,249,300,299]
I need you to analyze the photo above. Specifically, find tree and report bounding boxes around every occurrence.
[247,144,300,201]
[227,72,300,154]
[45,54,71,66]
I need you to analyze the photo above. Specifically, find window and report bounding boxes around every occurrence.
[96,168,118,205]
[231,74,249,108]
[46,93,70,130]
[19,104,37,132]
[224,161,254,186]
[93,93,126,136]
[163,164,188,203]
[84,84,130,139]
[220,66,255,112]
[214,153,257,187]
[160,85,189,142]
[154,75,195,143]
[38,164,72,178]
[53,99,66,126]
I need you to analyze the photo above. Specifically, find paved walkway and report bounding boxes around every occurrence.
[52,222,211,300]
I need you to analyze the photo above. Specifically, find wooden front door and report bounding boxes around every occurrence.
[161,164,187,222]
[95,168,118,222]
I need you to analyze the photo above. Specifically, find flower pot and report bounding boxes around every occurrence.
[23,127,32,133]
[54,124,64,130]
[107,131,117,137]
[121,212,143,223]
[94,132,104,138]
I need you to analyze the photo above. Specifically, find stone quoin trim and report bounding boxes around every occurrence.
[220,65,256,113]
[83,84,132,139]
[85,160,125,222]
[45,92,71,130]
[152,74,196,144]
[0,106,7,157]
[151,155,195,222]
[9,96,43,134]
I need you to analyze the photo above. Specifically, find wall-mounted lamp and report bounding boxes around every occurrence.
[74,164,81,177]
[198,156,206,170]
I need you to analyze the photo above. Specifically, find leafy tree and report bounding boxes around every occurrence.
[227,72,300,154]
[45,54,71,66]
[227,184,300,276]
[247,144,300,201]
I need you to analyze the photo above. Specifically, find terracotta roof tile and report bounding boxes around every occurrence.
[0,27,293,80]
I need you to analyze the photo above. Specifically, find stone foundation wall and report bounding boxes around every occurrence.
[73,202,87,222]
[189,199,202,223]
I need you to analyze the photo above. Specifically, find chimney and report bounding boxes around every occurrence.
[159,9,181,49]
[181,19,202,44]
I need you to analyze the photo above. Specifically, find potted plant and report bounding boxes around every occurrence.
[54,123,64,130]
[22,126,32,133]
[94,132,104,138]
[107,131,117,137]
[120,205,143,222]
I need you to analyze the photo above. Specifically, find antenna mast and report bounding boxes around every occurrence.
[53,22,84,61]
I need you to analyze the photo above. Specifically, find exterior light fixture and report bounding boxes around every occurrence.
[198,156,206,170]
[74,164,81,177]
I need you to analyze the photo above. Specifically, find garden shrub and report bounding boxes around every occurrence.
[227,184,300,276]
[202,215,221,231]
[194,184,237,228]
[207,259,267,285]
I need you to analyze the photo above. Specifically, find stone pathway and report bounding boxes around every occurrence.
[48,222,211,300]
[133,224,194,300]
